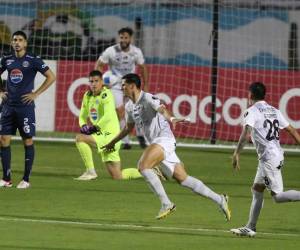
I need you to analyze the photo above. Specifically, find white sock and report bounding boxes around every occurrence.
[273,190,300,203]
[181,176,222,205]
[88,169,97,175]
[141,169,172,205]
[120,119,130,144]
[246,190,264,230]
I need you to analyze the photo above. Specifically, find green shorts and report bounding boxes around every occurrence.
[92,132,121,163]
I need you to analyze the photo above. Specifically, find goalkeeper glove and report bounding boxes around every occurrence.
[80,125,99,135]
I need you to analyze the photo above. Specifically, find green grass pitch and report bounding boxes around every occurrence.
[0,141,299,250]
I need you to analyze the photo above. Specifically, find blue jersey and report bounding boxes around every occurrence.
[0,53,49,106]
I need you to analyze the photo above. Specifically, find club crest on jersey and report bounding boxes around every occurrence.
[22,61,30,67]
[90,108,98,121]
[10,69,23,84]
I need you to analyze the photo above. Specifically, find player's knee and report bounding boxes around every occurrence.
[0,136,11,147]
[75,134,83,143]
[252,183,265,193]
[271,192,283,203]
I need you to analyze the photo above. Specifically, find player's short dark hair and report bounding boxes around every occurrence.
[118,27,134,36]
[122,73,141,89]
[249,81,266,100]
[89,70,102,78]
[12,30,27,40]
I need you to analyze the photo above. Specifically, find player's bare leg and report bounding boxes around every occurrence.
[138,144,175,219]
[105,161,122,180]
[174,163,231,221]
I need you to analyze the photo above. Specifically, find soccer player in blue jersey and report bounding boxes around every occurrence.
[0,30,56,189]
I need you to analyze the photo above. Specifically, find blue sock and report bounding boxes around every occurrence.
[23,145,34,182]
[1,146,11,181]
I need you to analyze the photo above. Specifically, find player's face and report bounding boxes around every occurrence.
[11,35,27,53]
[89,76,103,94]
[122,80,132,98]
[119,32,131,50]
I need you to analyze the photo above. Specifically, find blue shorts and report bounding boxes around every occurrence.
[0,105,36,137]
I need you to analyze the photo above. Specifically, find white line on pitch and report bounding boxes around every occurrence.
[0,216,299,238]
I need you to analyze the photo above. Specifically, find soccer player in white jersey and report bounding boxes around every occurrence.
[231,82,300,237]
[95,27,148,149]
[102,73,231,220]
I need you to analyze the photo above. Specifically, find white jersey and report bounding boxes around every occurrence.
[125,91,175,144]
[243,101,289,164]
[98,44,145,89]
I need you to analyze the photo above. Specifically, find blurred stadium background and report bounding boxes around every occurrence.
[0,0,300,149]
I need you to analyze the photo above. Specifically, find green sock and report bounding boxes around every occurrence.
[122,168,142,180]
[76,142,94,171]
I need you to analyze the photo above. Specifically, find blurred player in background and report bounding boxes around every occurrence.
[102,73,231,220]
[231,82,300,237]
[95,27,148,149]
[75,70,141,180]
[0,30,56,189]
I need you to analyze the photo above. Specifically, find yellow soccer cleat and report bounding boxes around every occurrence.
[219,194,231,221]
[156,203,176,220]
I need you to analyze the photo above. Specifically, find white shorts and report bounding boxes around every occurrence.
[253,160,284,194]
[111,88,124,108]
[152,137,180,178]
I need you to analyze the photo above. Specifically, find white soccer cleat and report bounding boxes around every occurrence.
[156,203,176,220]
[16,180,30,189]
[230,227,256,237]
[219,194,231,221]
[74,171,98,181]
[0,179,12,188]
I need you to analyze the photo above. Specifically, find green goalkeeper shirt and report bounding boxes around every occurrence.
[79,87,120,135]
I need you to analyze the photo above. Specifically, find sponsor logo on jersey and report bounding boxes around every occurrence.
[244,111,248,117]
[22,61,30,67]
[6,59,14,65]
[90,108,97,121]
[10,69,23,84]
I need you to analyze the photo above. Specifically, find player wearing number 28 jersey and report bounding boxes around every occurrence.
[231,82,300,237]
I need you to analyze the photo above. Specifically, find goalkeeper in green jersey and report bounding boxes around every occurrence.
[74,70,141,180]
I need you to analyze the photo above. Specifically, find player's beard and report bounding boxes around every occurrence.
[120,42,130,50]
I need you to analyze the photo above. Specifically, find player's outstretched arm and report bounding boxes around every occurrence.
[22,69,56,104]
[157,105,190,129]
[232,125,251,171]
[285,125,300,145]
[139,64,149,91]
[102,122,135,152]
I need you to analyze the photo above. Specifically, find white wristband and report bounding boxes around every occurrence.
[170,117,175,122]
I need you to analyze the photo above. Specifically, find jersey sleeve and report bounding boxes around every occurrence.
[0,57,6,74]
[277,110,290,129]
[243,108,256,128]
[135,47,145,65]
[34,56,49,74]
[98,47,111,64]
[145,93,161,111]
[79,92,89,127]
